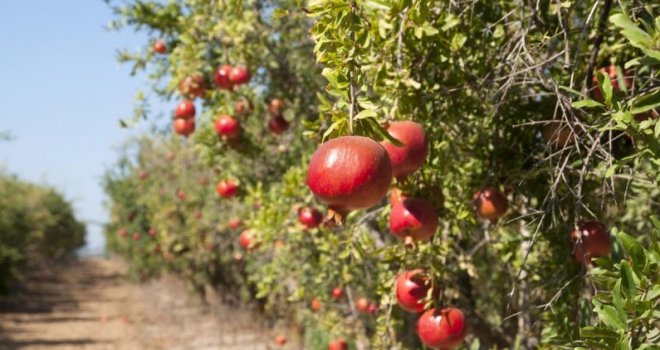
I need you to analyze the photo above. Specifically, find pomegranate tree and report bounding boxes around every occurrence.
[380,121,428,179]
[395,269,430,313]
[307,136,392,218]
[417,307,467,349]
[472,187,508,222]
[389,197,439,242]
[214,115,241,139]
[570,221,611,264]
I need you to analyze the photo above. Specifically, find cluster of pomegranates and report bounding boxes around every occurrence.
[267,98,289,134]
[172,99,196,137]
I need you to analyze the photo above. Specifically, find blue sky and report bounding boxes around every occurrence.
[0,1,159,255]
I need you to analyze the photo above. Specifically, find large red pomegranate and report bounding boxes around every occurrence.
[268,116,290,134]
[380,121,428,179]
[215,115,241,139]
[472,187,508,222]
[214,65,234,90]
[173,118,195,137]
[417,307,467,349]
[328,338,348,350]
[591,65,633,102]
[307,136,392,217]
[389,197,438,242]
[178,74,206,99]
[395,269,430,313]
[229,65,251,85]
[216,179,238,198]
[299,206,323,229]
[570,221,611,264]
[153,40,167,54]
[175,100,196,119]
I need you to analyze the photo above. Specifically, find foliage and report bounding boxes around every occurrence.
[105,1,659,349]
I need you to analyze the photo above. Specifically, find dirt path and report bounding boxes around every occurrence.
[0,258,291,350]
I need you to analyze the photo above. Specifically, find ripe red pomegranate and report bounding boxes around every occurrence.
[229,65,250,85]
[268,98,285,116]
[355,297,369,312]
[173,118,195,137]
[117,228,128,238]
[331,287,344,300]
[268,116,290,135]
[228,217,242,229]
[215,115,241,139]
[311,298,322,311]
[380,121,428,179]
[307,136,392,217]
[138,170,148,180]
[153,40,167,54]
[299,207,323,229]
[274,335,287,346]
[389,198,438,242]
[570,221,611,264]
[239,229,255,249]
[214,65,234,90]
[395,270,430,313]
[472,187,508,222]
[177,190,186,201]
[417,307,467,349]
[132,232,141,241]
[175,100,196,119]
[178,74,206,99]
[216,179,238,198]
[328,338,348,350]
[148,228,157,238]
[542,123,575,149]
[591,65,633,102]
[235,99,253,116]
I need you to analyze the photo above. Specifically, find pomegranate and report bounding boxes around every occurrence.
[299,206,323,229]
[395,269,430,313]
[173,118,195,137]
[177,190,186,201]
[153,40,167,54]
[331,287,344,300]
[228,217,242,229]
[328,338,348,350]
[199,177,209,186]
[417,307,467,349]
[166,151,176,161]
[194,211,203,220]
[216,179,238,198]
[214,65,234,90]
[132,232,141,241]
[570,221,611,264]
[268,98,285,116]
[268,116,290,135]
[355,297,369,312]
[175,100,196,119]
[215,115,241,139]
[591,65,633,102]
[380,121,428,179]
[178,74,206,99]
[148,228,157,238]
[229,65,250,85]
[235,99,253,116]
[307,136,392,217]
[138,170,148,180]
[239,229,255,249]
[367,303,378,315]
[117,228,128,238]
[472,187,508,222]
[542,123,575,148]
[389,198,438,242]
[311,298,322,311]
[275,335,287,346]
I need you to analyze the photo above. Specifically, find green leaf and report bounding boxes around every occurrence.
[573,99,604,108]
[630,88,660,114]
[609,14,653,50]
[612,280,626,322]
[597,305,627,330]
[597,71,614,105]
[354,109,378,120]
[620,260,637,298]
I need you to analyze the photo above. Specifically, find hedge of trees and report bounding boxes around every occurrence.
[104,1,659,349]
[0,169,86,294]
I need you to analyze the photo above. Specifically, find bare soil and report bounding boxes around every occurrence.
[0,258,295,350]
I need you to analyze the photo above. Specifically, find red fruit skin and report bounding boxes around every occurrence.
[153,40,167,54]
[331,287,344,300]
[355,298,369,312]
[275,335,287,346]
[228,217,242,229]
[395,269,430,313]
[214,65,234,90]
[216,179,238,198]
[328,339,348,350]
[591,65,633,102]
[177,190,186,201]
[311,298,322,311]
[307,136,393,213]
[299,207,323,229]
[148,228,157,238]
[175,100,196,119]
[229,65,251,85]
[367,303,378,315]
[215,115,241,139]
[268,116,290,135]
[417,307,467,349]
[178,75,206,99]
[472,187,508,221]
[389,198,439,242]
[380,121,428,179]
[239,229,254,249]
[570,221,611,264]
[173,118,195,137]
